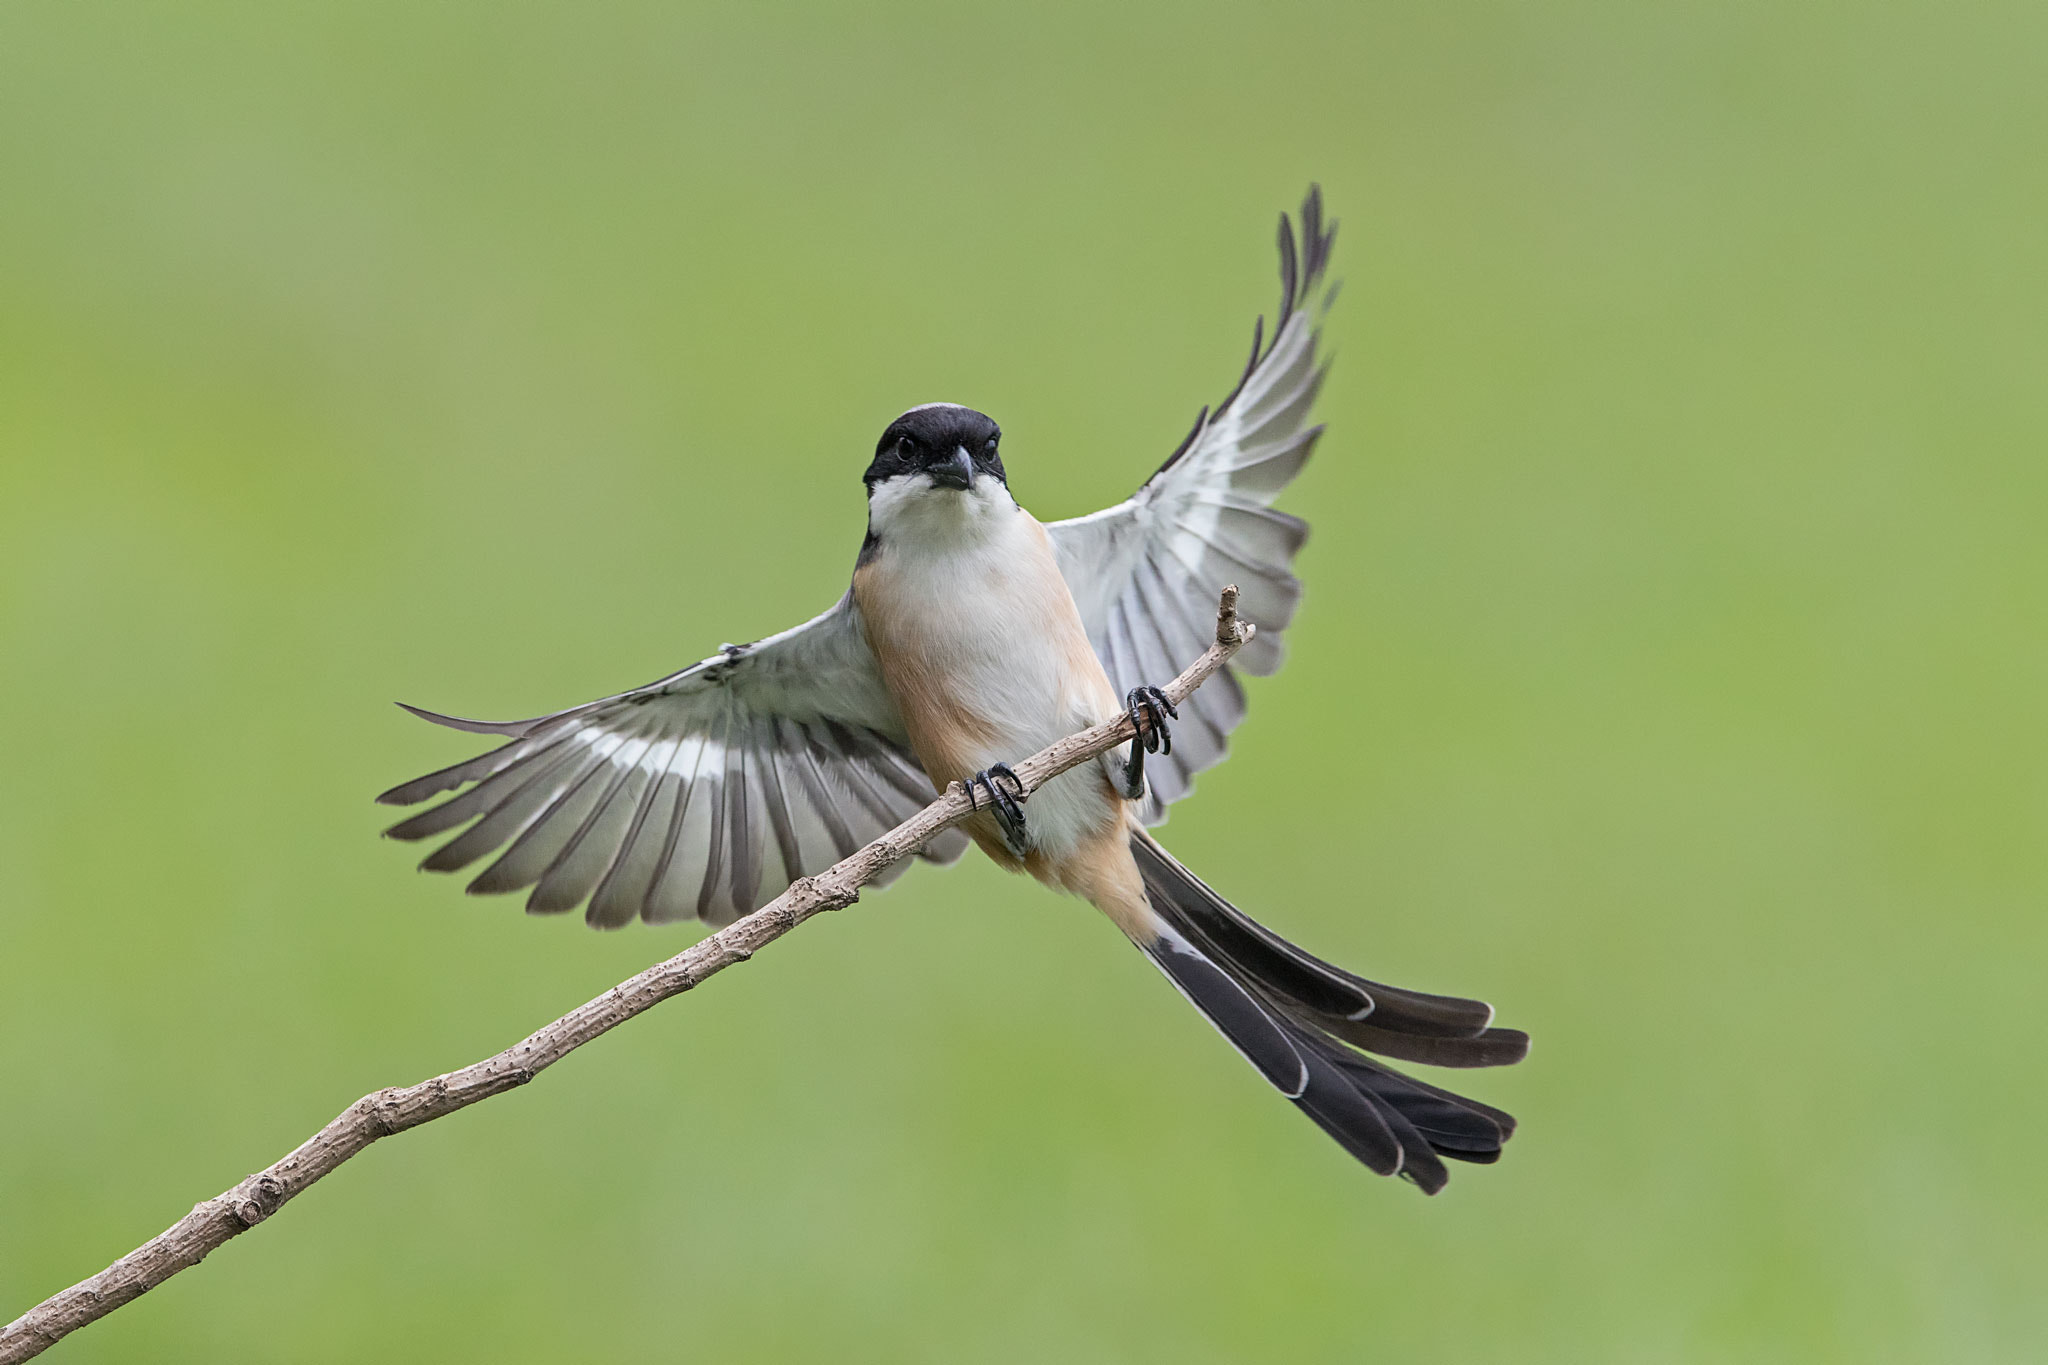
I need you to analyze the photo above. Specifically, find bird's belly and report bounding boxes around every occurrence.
[951,676,1121,863]
[894,624,1119,861]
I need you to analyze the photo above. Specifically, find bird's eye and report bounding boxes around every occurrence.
[896,435,917,458]
[984,437,998,452]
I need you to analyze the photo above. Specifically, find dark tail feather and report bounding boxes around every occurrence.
[1130,831,1530,1062]
[1130,830,1523,1193]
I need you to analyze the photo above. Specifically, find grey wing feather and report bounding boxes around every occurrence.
[1049,184,1336,823]
[379,593,966,928]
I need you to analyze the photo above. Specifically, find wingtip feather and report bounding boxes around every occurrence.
[1277,211,1299,321]
[395,701,539,737]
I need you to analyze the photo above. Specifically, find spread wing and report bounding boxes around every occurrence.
[1049,185,1336,823]
[377,595,969,928]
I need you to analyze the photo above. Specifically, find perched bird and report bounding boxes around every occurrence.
[379,187,1527,1192]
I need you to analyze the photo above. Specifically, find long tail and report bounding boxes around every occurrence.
[1127,829,1527,1193]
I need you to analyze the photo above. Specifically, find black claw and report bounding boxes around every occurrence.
[1126,686,1178,755]
[1120,686,1179,800]
[965,763,1029,856]
[985,763,1025,825]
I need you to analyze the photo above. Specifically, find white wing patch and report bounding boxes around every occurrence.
[575,723,726,776]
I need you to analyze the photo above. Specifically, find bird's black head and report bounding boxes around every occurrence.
[863,403,1006,493]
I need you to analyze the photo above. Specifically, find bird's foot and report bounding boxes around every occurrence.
[963,762,1029,858]
[1120,686,1179,800]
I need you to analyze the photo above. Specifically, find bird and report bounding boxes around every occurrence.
[378,186,1528,1192]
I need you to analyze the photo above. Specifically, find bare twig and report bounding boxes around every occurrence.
[1,589,1254,1363]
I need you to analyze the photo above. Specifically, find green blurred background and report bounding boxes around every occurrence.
[3,2,2043,1360]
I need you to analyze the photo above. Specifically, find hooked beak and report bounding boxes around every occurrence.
[929,445,976,491]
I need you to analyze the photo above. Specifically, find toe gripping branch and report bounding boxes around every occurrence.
[963,762,1029,858]
[1120,686,1179,801]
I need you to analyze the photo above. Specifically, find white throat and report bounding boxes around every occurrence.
[866,473,1018,552]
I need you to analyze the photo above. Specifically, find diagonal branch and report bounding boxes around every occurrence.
[1,588,1255,1363]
